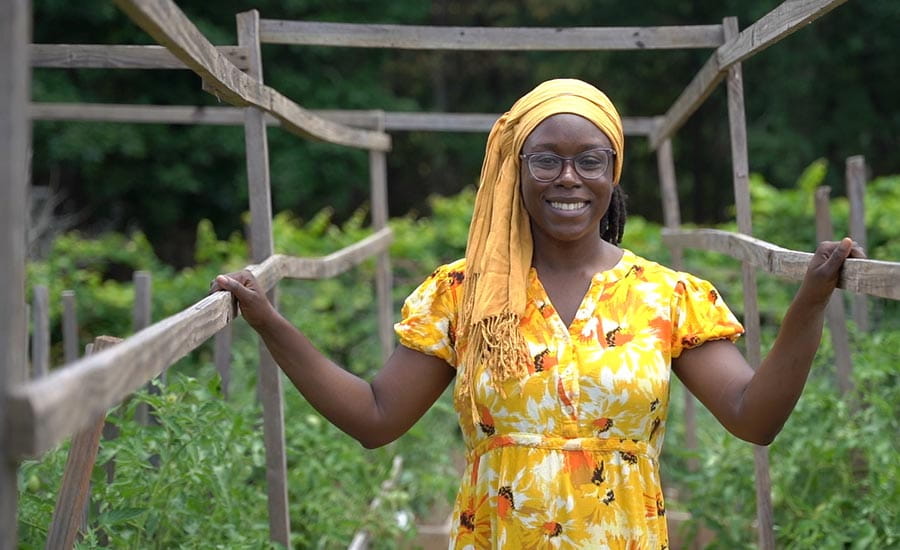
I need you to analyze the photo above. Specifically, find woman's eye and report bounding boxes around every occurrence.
[532,156,560,168]
[578,157,603,169]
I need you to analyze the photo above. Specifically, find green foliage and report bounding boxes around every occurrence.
[663,328,900,548]
[18,173,900,547]
[31,1,900,265]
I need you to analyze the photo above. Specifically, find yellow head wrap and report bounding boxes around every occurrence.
[457,78,625,418]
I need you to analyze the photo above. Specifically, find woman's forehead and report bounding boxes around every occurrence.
[523,113,612,149]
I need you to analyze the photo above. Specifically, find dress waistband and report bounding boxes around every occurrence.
[467,433,656,462]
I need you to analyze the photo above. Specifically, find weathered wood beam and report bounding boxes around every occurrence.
[1,0,31,546]
[650,0,849,149]
[716,0,849,68]
[662,228,900,301]
[30,44,250,70]
[112,0,390,151]
[45,336,120,550]
[31,103,658,136]
[4,227,392,460]
[258,21,725,50]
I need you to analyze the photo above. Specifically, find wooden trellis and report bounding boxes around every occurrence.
[2,0,898,549]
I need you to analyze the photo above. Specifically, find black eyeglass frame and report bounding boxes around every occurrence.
[519,147,617,182]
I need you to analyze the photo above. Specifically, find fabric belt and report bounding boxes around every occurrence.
[468,433,657,463]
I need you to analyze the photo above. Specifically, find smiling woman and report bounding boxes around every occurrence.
[212,78,863,549]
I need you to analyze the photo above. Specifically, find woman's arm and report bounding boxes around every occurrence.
[212,273,456,449]
[672,238,865,445]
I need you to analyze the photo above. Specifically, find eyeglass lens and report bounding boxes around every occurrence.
[526,149,612,181]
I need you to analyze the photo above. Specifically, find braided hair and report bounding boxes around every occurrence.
[600,185,627,246]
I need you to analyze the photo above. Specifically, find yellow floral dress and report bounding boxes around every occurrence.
[395,250,744,549]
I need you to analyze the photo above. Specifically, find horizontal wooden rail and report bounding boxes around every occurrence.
[112,0,390,152]
[258,20,725,50]
[31,44,250,70]
[650,0,848,149]
[3,227,393,459]
[662,228,900,300]
[30,103,660,136]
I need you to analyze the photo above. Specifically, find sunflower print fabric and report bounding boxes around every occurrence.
[395,250,744,549]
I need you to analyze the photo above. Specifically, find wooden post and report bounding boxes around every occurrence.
[214,324,232,399]
[31,284,49,378]
[238,10,291,547]
[62,290,79,364]
[655,136,698,475]
[45,336,121,550]
[814,186,854,395]
[845,156,869,332]
[1,0,31,547]
[133,271,156,425]
[369,111,394,363]
[724,17,775,550]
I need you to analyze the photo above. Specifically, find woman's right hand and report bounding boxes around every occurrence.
[210,270,277,331]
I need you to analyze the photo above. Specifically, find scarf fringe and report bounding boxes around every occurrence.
[458,275,532,422]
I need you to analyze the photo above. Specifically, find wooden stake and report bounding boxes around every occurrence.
[238,9,290,547]
[814,186,854,396]
[724,17,775,550]
[45,336,121,550]
[845,156,869,332]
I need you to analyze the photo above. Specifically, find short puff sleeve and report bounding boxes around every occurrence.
[671,273,744,358]
[394,260,465,368]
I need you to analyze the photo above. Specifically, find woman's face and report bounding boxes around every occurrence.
[520,113,615,248]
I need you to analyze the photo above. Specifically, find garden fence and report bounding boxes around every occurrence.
[2,0,898,548]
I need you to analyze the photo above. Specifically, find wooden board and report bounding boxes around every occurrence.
[717,0,849,67]
[31,103,659,137]
[30,44,250,70]
[661,228,900,301]
[5,227,392,460]
[45,336,121,550]
[258,21,725,50]
[1,0,31,546]
[651,0,851,150]
[113,0,390,151]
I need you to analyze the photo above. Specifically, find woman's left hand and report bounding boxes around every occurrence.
[798,237,867,306]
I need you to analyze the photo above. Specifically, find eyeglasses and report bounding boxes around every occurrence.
[519,147,616,182]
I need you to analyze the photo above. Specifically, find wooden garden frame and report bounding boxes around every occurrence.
[3,0,898,548]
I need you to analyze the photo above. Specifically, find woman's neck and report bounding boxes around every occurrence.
[531,234,622,275]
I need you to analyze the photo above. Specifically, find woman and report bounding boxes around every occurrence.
[213,79,864,548]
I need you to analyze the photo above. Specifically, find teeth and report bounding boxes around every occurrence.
[549,201,587,211]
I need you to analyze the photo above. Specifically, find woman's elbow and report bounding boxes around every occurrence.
[733,426,778,446]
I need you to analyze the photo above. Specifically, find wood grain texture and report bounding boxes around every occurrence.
[237,10,290,547]
[717,0,849,67]
[30,44,250,70]
[368,112,394,362]
[724,17,752,235]
[846,156,869,332]
[62,291,79,364]
[6,289,235,459]
[258,21,725,50]
[661,228,900,300]
[1,0,31,546]
[213,324,232,398]
[31,285,50,379]
[651,1,850,150]
[45,336,120,550]
[31,103,658,137]
[279,227,394,280]
[815,187,854,396]
[113,0,390,151]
